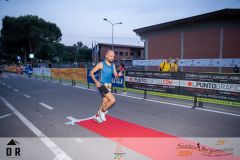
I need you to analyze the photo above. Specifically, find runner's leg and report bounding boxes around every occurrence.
[102,92,115,111]
[95,85,114,122]
[99,97,108,111]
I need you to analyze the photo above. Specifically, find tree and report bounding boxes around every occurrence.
[1,15,62,63]
[73,41,91,62]
[36,41,91,64]
[58,41,91,63]
[63,46,78,63]
[77,47,91,62]
[52,42,65,63]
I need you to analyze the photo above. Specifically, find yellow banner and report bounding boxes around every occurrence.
[51,68,87,82]
[4,65,22,74]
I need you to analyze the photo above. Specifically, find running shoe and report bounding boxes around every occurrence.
[99,110,107,121]
[94,112,103,123]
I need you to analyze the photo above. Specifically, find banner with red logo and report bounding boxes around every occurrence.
[180,72,240,102]
[125,70,240,103]
[125,70,180,94]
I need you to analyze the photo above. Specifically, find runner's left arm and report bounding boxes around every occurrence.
[113,64,123,78]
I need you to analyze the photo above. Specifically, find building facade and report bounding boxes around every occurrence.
[92,43,144,66]
[134,9,240,72]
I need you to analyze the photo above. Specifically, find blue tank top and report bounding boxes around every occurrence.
[99,61,114,84]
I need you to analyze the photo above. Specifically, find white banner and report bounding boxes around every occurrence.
[33,68,42,75]
[180,80,240,93]
[125,76,240,93]
[33,68,51,77]
[133,58,240,67]
[125,76,179,86]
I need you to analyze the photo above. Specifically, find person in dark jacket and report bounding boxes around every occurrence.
[233,65,239,73]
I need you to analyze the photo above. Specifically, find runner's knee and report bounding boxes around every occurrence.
[110,97,116,104]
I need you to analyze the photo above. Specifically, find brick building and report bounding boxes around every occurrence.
[133,9,240,72]
[92,43,144,66]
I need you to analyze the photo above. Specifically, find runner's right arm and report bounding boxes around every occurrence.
[90,62,103,88]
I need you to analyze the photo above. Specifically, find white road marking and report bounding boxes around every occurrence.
[0,113,13,119]
[74,86,240,118]
[39,102,54,110]
[14,89,19,92]
[145,99,192,109]
[74,86,98,92]
[0,96,72,160]
[65,116,94,125]
[115,93,240,117]
[115,93,143,100]
[196,108,240,117]
[61,83,70,86]
[23,94,31,98]
[7,85,12,88]
[117,93,240,117]
[51,81,58,84]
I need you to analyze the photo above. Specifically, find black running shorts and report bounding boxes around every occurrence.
[98,84,110,95]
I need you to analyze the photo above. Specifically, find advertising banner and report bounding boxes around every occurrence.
[4,66,21,73]
[51,68,87,82]
[125,70,180,94]
[180,72,240,102]
[33,68,51,77]
[87,69,124,88]
[125,70,240,103]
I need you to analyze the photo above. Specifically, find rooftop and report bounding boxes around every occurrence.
[98,43,144,49]
[134,8,240,35]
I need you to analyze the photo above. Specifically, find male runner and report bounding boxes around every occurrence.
[90,50,123,123]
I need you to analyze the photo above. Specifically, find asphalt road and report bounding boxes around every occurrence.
[0,72,240,160]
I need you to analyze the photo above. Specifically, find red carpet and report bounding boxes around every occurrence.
[77,115,173,137]
[77,115,240,160]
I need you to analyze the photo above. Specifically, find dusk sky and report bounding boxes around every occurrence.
[1,0,240,47]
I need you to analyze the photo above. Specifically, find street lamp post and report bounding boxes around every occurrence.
[103,18,122,51]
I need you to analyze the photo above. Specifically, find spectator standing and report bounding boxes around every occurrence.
[119,63,125,74]
[159,57,171,72]
[233,65,239,73]
[25,64,33,77]
[170,57,180,72]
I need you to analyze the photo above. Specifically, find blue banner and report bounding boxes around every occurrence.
[87,68,124,88]
[112,76,124,87]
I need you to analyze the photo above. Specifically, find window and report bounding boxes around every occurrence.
[114,50,118,56]
[119,51,123,56]
[125,52,128,56]
[131,52,134,56]
[138,52,141,57]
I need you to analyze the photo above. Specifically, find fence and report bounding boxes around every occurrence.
[125,70,240,107]
[4,65,22,74]
[3,66,240,107]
